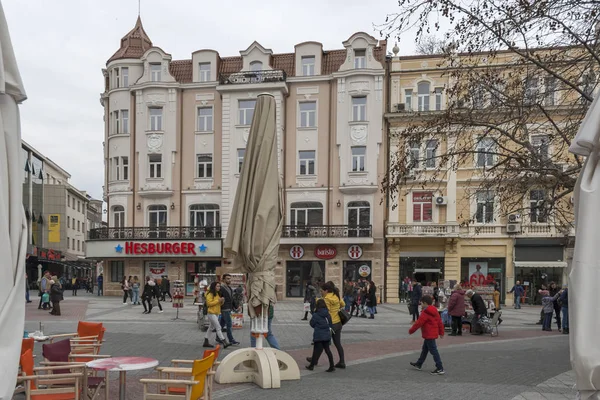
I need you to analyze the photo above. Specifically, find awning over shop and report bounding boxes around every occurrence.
[514,261,567,269]
[415,268,441,273]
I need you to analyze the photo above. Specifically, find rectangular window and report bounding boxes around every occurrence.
[352,97,367,121]
[532,135,550,161]
[351,146,366,172]
[299,101,316,127]
[405,89,413,111]
[408,141,420,170]
[149,154,162,178]
[475,191,495,224]
[113,110,120,134]
[110,261,125,282]
[114,68,120,88]
[121,110,129,134]
[524,77,539,105]
[299,150,315,175]
[196,154,213,178]
[530,189,548,223]
[67,236,70,249]
[149,107,163,131]
[412,192,433,222]
[472,86,485,109]
[581,73,596,104]
[354,49,366,69]
[198,62,211,82]
[197,107,213,131]
[72,238,75,249]
[122,156,129,180]
[67,196,70,208]
[435,88,443,110]
[237,149,245,173]
[122,67,129,87]
[544,77,556,106]
[77,220,80,232]
[425,140,438,168]
[476,137,495,167]
[301,56,315,76]
[150,63,161,81]
[67,216,70,228]
[114,157,120,180]
[239,100,256,125]
[78,201,80,212]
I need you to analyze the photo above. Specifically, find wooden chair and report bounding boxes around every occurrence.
[160,346,221,400]
[18,349,84,400]
[140,353,215,400]
[48,322,106,357]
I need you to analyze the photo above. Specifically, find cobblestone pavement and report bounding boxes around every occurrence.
[17,292,576,400]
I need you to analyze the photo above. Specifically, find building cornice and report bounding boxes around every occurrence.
[287,75,333,83]
[332,69,384,79]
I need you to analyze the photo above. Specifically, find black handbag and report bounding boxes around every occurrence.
[338,308,351,325]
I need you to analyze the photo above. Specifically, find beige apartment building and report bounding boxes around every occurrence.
[89,17,388,298]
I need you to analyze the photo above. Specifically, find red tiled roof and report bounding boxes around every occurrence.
[169,60,193,83]
[271,53,295,76]
[107,17,153,64]
[322,49,347,75]
[218,57,243,74]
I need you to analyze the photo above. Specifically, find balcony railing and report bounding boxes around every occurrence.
[219,69,286,85]
[88,226,222,241]
[281,225,372,238]
[387,223,460,237]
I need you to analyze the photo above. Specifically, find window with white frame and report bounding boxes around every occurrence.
[113,205,124,228]
[148,205,167,238]
[237,149,245,173]
[581,72,596,104]
[532,134,550,161]
[113,111,120,134]
[198,62,211,82]
[113,157,120,180]
[475,191,495,224]
[290,202,323,226]
[122,67,129,87]
[150,63,162,81]
[149,107,163,131]
[408,141,420,170]
[435,88,443,110]
[121,110,129,134]
[490,82,504,107]
[351,146,366,172]
[425,140,438,168]
[354,49,366,69]
[148,154,162,178]
[476,137,495,167]
[113,68,120,88]
[524,76,539,105]
[412,192,433,222]
[197,107,213,131]
[417,82,430,111]
[472,85,485,109]
[529,189,548,223]
[352,97,367,121]
[299,151,315,175]
[239,100,256,125]
[67,236,70,249]
[67,216,70,228]
[405,89,413,111]
[196,154,213,178]
[250,61,263,71]
[299,101,316,127]
[122,156,129,180]
[190,204,220,227]
[544,77,557,106]
[348,201,370,237]
[301,56,315,76]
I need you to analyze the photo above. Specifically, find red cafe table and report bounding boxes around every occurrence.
[86,356,159,400]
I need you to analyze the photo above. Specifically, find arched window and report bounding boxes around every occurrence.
[250,61,263,71]
[112,205,125,228]
[347,201,371,237]
[290,202,323,226]
[417,81,430,111]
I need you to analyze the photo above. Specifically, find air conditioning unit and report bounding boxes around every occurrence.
[506,223,521,234]
[435,196,448,206]
[395,103,406,112]
[508,214,521,223]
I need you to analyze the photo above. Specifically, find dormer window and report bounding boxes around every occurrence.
[250,61,263,72]
[150,63,161,82]
[302,56,315,76]
[354,49,366,69]
[199,63,211,82]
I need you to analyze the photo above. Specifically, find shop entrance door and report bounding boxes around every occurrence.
[286,261,324,298]
[413,269,441,286]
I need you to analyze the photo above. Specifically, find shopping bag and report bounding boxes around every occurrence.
[303,302,311,312]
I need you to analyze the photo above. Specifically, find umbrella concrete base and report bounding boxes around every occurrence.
[215,347,300,389]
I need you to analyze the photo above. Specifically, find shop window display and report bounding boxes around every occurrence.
[286,261,324,298]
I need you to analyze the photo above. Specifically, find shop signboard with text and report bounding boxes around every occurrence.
[86,240,222,258]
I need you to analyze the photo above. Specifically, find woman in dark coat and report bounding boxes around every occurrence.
[367,281,377,319]
[410,282,423,322]
[447,285,466,336]
[49,276,64,316]
[306,299,335,372]
[302,282,317,320]
[141,276,156,314]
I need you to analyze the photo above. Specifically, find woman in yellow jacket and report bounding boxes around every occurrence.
[203,281,231,348]
[308,281,346,368]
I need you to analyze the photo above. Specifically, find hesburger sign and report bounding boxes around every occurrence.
[314,245,337,260]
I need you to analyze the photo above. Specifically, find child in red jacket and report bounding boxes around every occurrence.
[408,295,445,375]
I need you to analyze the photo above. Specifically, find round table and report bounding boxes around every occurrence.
[86,356,159,400]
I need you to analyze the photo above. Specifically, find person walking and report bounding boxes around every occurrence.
[541,289,562,332]
[409,295,445,375]
[410,282,423,323]
[305,298,335,372]
[219,274,239,345]
[250,303,280,350]
[407,278,414,303]
[560,287,569,334]
[87,276,93,294]
[342,279,354,312]
[308,281,346,369]
[131,276,141,305]
[548,282,562,331]
[447,284,466,336]
[203,281,231,349]
[38,271,51,309]
[141,276,156,314]
[121,276,130,305]
[49,276,64,316]
[160,275,172,302]
[127,276,133,303]
[466,290,488,335]
[25,273,31,303]
[301,282,317,321]
[153,279,164,313]
[97,273,103,296]
[366,280,377,319]
[71,277,78,296]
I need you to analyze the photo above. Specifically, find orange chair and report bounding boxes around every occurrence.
[140,353,215,400]
[164,346,221,400]
[18,349,84,400]
[22,338,35,356]
[48,322,105,357]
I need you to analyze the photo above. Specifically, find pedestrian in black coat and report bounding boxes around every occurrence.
[410,282,423,322]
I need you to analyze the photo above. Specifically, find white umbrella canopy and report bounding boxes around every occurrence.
[224,93,282,318]
[569,93,600,399]
[0,1,28,399]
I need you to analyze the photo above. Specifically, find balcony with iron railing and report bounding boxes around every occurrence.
[387,222,569,238]
[219,69,287,85]
[280,225,373,244]
[88,226,222,241]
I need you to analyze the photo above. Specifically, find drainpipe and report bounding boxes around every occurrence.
[383,56,392,303]
[131,90,137,229]
[327,79,333,228]
[179,88,184,231]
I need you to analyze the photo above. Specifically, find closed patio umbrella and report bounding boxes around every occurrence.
[569,93,600,399]
[0,2,28,399]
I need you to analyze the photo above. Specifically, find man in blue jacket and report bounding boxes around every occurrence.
[509,281,525,309]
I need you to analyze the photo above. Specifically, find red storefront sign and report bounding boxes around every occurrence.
[125,242,197,255]
[314,245,337,260]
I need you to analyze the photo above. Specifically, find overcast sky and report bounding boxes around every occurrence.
[3,0,414,203]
